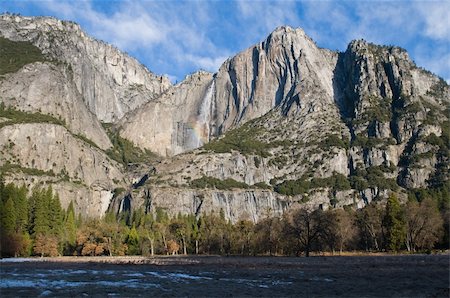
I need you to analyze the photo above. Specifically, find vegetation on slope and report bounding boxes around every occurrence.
[0,36,47,75]
[102,124,159,165]
[274,173,351,196]
[204,120,271,157]
[190,176,250,190]
[0,102,66,129]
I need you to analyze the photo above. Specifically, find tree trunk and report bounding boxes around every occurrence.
[150,238,154,256]
[183,236,187,255]
[195,240,199,255]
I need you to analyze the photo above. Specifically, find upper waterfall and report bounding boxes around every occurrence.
[195,79,215,147]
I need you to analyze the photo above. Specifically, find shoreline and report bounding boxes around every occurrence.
[1,252,448,266]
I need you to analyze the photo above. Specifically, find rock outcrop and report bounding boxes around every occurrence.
[119,71,214,156]
[0,14,171,123]
[0,61,112,149]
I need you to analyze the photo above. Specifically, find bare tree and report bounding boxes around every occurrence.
[405,198,443,251]
[356,204,383,251]
[285,208,334,257]
[331,209,357,254]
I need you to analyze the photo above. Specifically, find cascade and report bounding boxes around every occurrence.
[195,79,215,147]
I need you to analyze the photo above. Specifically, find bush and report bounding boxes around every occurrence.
[319,135,349,150]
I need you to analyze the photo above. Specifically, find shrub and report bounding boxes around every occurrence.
[190,176,249,190]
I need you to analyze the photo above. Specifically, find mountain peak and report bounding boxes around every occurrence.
[264,25,316,50]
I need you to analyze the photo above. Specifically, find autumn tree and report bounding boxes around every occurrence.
[169,218,189,255]
[34,234,59,257]
[232,219,254,255]
[167,239,180,255]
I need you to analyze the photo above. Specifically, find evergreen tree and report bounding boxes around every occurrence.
[14,185,28,232]
[48,192,63,237]
[64,205,77,250]
[384,194,406,251]
[31,188,49,236]
[1,197,16,234]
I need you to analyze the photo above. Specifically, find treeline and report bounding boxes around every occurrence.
[0,180,77,257]
[1,179,448,257]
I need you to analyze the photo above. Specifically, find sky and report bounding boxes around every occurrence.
[2,0,449,83]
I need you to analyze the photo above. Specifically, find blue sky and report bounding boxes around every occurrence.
[3,0,449,83]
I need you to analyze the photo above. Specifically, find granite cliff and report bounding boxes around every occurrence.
[0,15,448,222]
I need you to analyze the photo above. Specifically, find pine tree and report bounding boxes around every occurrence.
[1,197,16,234]
[48,192,62,237]
[14,185,28,232]
[64,206,77,249]
[384,194,406,251]
[31,188,49,236]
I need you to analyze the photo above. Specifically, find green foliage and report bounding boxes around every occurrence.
[383,194,406,251]
[105,131,159,165]
[351,135,395,148]
[73,133,100,149]
[352,96,392,125]
[252,182,272,189]
[27,186,63,240]
[349,176,369,191]
[203,121,271,157]
[190,176,249,190]
[0,163,56,177]
[351,166,399,191]
[64,204,77,248]
[126,225,140,255]
[319,134,349,150]
[1,197,16,234]
[274,173,351,196]
[253,156,261,168]
[0,103,66,129]
[0,36,47,75]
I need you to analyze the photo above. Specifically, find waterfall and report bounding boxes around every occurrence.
[196,80,215,147]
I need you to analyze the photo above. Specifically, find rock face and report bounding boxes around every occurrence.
[0,123,124,216]
[116,28,449,222]
[119,71,214,156]
[1,14,449,222]
[0,62,112,149]
[120,26,341,156]
[0,14,171,123]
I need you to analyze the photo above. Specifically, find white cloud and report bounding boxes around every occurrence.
[415,1,450,41]
[235,0,301,46]
[39,0,229,78]
[185,54,230,72]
